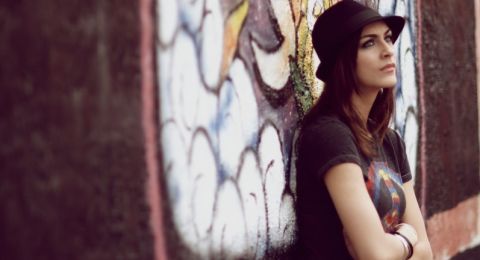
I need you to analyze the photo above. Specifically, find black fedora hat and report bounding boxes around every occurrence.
[312,0,405,81]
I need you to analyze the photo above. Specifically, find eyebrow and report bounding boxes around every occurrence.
[360,29,392,39]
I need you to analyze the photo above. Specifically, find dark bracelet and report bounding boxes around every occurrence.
[395,232,414,259]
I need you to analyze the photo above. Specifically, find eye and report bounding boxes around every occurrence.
[385,34,393,43]
[361,39,374,48]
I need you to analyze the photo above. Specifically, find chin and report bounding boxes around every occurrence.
[382,82,397,88]
[378,77,397,88]
[370,81,396,89]
[360,76,397,90]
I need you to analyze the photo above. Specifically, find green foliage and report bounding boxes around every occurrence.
[290,58,313,119]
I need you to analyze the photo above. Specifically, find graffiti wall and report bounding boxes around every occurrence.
[157,0,300,257]
[156,0,418,258]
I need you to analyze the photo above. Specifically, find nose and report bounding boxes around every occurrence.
[381,41,394,58]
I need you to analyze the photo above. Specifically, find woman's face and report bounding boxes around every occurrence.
[356,21,397,90]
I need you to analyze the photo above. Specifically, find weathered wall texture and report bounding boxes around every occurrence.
[0,1,154,259]
[1,0,480,259]
[421,0,479,217]
[419,0,480,259]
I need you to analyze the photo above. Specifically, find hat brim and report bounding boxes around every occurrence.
[315,15,405,80]
[383,16,406,43]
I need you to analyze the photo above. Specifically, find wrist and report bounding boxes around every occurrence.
[395,232,413,259]
[395,223,418,245]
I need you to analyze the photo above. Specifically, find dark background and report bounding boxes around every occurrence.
[420,0,479,218]
[0,1,154,259]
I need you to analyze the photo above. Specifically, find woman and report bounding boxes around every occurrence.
[295,1,433,259]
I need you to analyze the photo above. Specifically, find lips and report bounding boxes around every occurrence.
[381,63,396,71]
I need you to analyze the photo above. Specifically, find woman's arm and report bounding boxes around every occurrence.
[402,180,433,259]
[324,162,412,260]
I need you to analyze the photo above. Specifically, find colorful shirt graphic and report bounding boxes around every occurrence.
[366,161,406,232]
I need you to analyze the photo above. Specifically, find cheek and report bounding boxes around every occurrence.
[356,55,372,76]
[356,60,374,83]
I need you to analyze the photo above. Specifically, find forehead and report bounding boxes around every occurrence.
[361,21,390,35]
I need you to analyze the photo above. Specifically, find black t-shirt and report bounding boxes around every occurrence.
[295,115,412,259]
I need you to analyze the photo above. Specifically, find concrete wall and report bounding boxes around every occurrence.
[419,0,480,259]
[0,0,155,259]
[1,0,479,259]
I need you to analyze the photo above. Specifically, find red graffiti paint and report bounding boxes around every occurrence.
[140,0,167,259]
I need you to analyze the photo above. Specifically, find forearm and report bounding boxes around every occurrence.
[326,164,414,260]
[409,241,433,260]
[381,233,413,260]
[351,232,411,260]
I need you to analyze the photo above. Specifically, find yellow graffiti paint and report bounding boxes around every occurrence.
[295,15,320,106]
[221,0,249,82]
[301,0,308,14]
[323,0,339,10]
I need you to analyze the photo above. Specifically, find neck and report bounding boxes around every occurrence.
[351,88,381,127]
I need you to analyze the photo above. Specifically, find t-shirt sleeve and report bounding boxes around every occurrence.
[298,118,364,181]
[392,130,412,183]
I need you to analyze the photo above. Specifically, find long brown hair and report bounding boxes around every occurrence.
[302,29,394,158]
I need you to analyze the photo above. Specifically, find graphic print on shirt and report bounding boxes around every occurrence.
[365,161,405,232]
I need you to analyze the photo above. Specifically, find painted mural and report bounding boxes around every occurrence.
[156,0,418,258]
